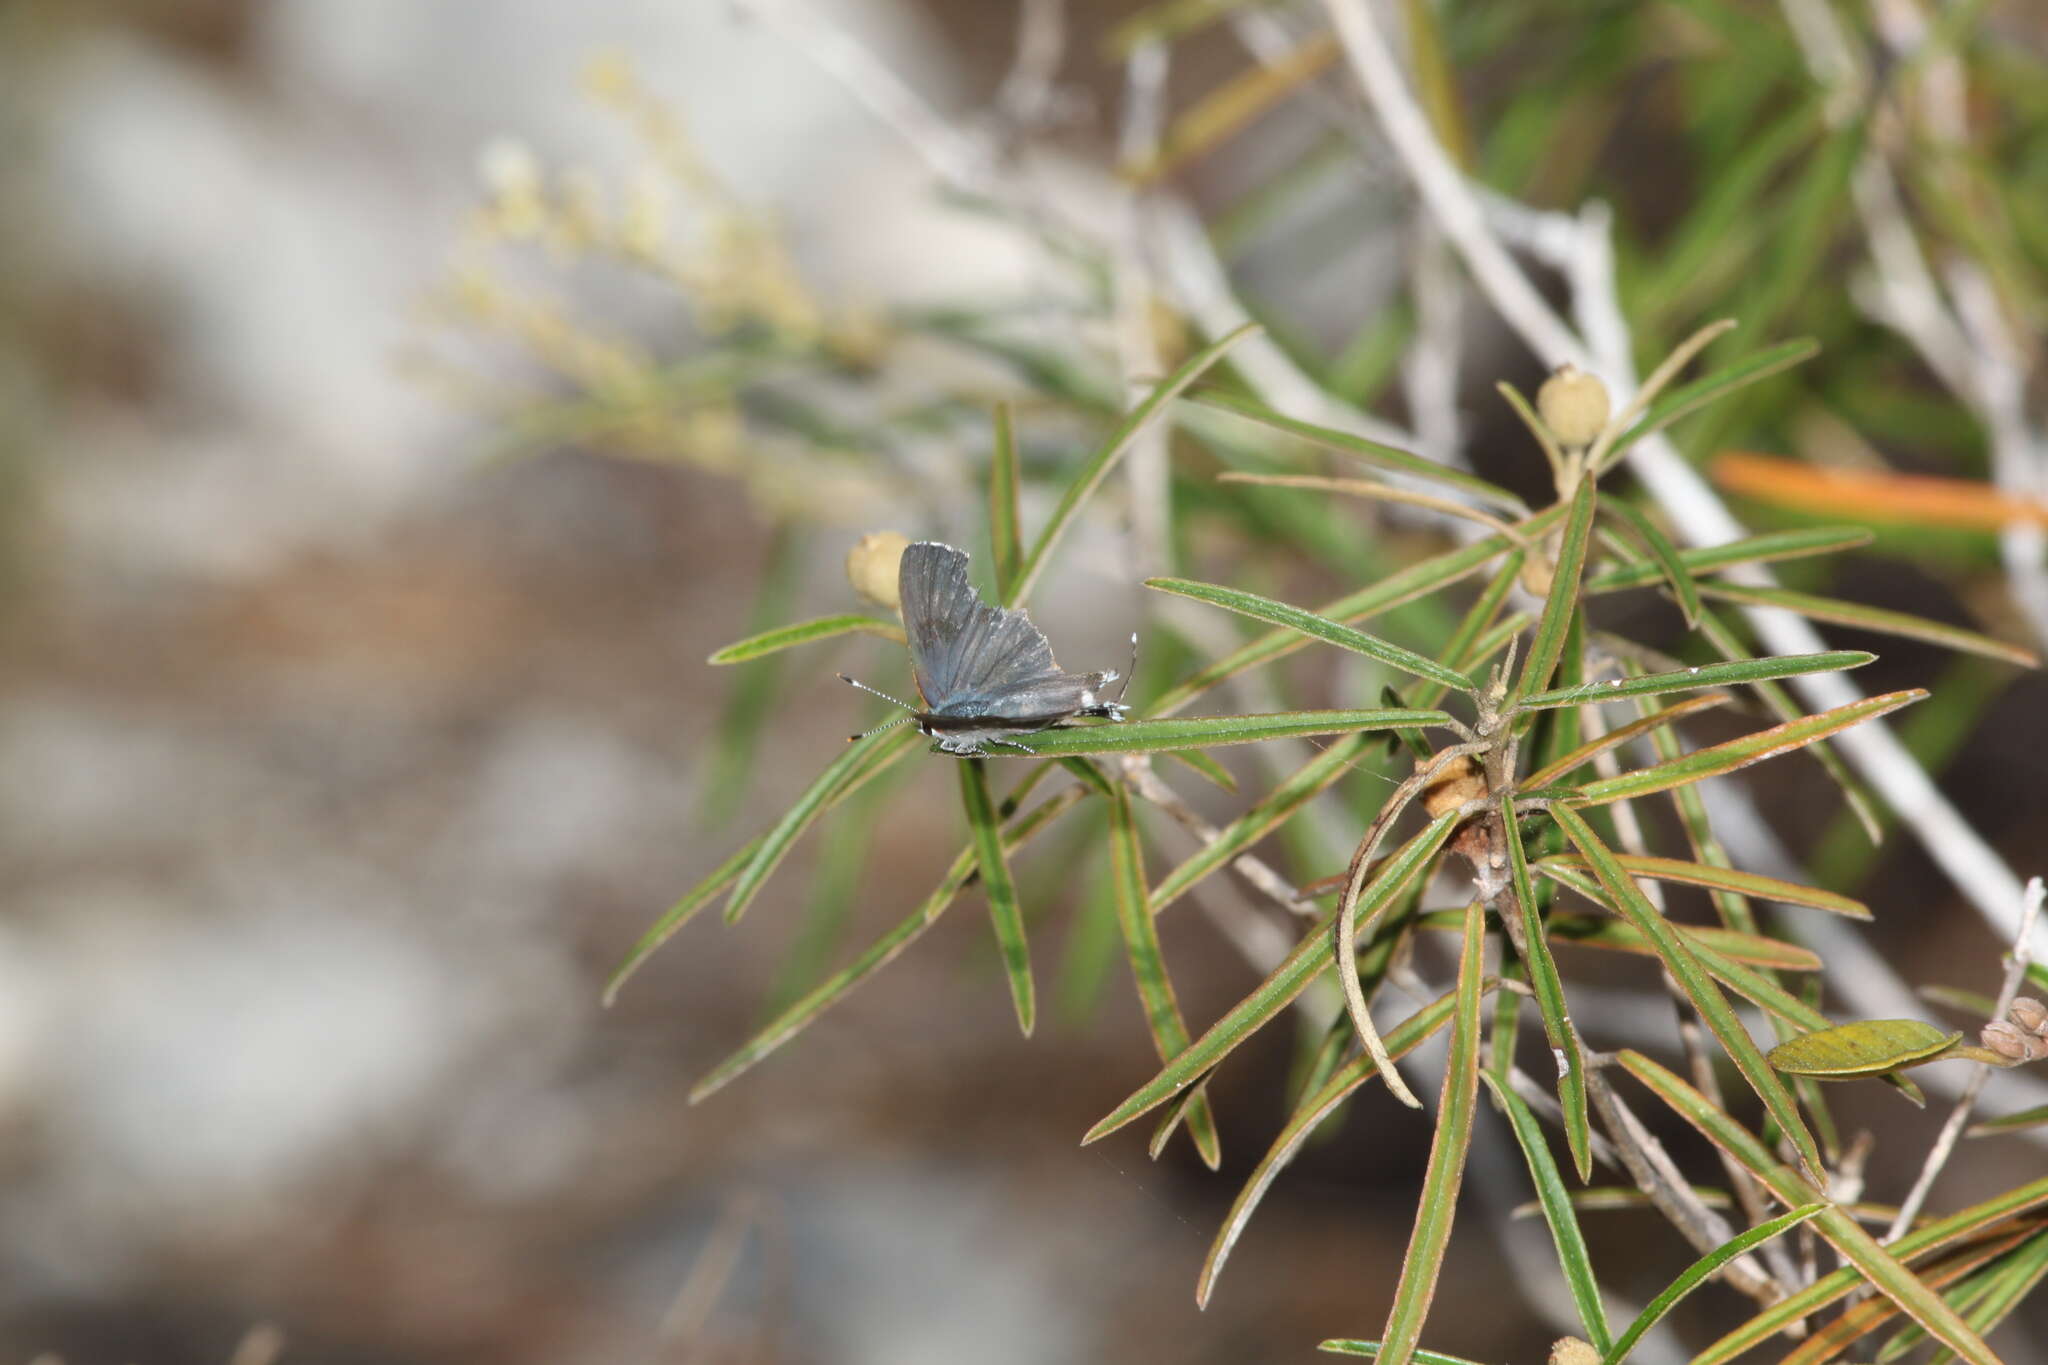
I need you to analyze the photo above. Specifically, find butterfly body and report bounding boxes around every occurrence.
[880,541,1129,757]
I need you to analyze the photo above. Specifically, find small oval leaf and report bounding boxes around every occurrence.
[1767,1020,1964,1079]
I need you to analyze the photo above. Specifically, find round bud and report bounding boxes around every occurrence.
[2008,997,2047,1036]
[846,531,911,610]
[1537,364,1611,449]
[1550,1339,1601,1365]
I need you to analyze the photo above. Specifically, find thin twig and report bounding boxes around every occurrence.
[1884,876,2047,1242]
[1117,40,1173,580]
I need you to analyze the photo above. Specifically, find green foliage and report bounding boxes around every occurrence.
[456,8,2048,1360]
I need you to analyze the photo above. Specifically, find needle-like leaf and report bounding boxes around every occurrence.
[1553,807,1824,1180]
[1373,898,1487,1365]
[1501,794,1592,1180]
[1480,1071,1610,1351]
[1619,1050,2002,1365]
[1109,784,1222,1168]
[1516,478,1599,702]
[1084,815,1457,1144]
[691,782,1083,1103]
[958,758,1034,1036]
[989,402,1022,599]
[1147,578,1477,692]
[1572,690,1926,808]
[725,725,921,923]
[1009,323,1258,605]
[707,613,905,664]
[1518,651,1873,710]
[1014,708,1452,756]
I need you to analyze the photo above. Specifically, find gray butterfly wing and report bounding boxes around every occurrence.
[900,542,1075,719]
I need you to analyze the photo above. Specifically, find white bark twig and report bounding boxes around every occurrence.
[995,0,1068,129]
[1117,41,1173,580]
[1317,0,1587,368]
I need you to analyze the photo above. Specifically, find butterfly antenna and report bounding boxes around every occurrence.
[1113,632,1138,705]
[838,672,918,712]
[838,673,922,742]
[847,713,914,743]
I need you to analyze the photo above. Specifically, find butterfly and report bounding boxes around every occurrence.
[840,541,1132,756]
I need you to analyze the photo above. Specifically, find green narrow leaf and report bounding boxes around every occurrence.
[1085,814,1459,1144]
[699,529,802,822]
[1502,795,1592,1181]
[1693,1174,2048,1362]
[1553,807,1824,1180]
[1602,338,1821,467]
[1854,1232,2044,1365]
[1538,852,1871,919]
[989,402,1022,600]
[1007,322,1257,605]
[1967,1103,2048,1138]
[1152,503,1569,715]
[1603,1203,1827,1364]
[959,759,1034,1036]
[1319,1344,1486,1363]
[1581,525,1874,594]
[1109,784,1222,1168]
[1518,650,1874,709]
[1533,911,1824,974]
[1691,602,1885,843]
[605,832,764,1006]
[1054,849,1124,1030]
[1618,1050,2003,1365]
[1601,498,1702,628]
[1374,899,1487,1365]
[1573,689,1926,807]
[1185,389,1526,512]
[724,725,921,923]
[1015,707,1452,757]
[1147,577,1477,692]
[707,613,906,664]
[1943,1228,2048,1355]
[1640,95,1822,315]
[1516,478,1600,702]
[1520,692,1734,788]
[691,779,1081,1103]
[1698,582,2041,668]
[1163,748,1238,792]
[1479,1071,1610,1352]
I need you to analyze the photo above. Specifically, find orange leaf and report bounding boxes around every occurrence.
[1712,451,2048,532]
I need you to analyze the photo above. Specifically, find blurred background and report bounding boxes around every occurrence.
[3,1,2047,1361]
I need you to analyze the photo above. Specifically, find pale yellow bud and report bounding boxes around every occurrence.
[846,532,911,610]
[1537,365,1611,449]
[1550,1339,1601,1365]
